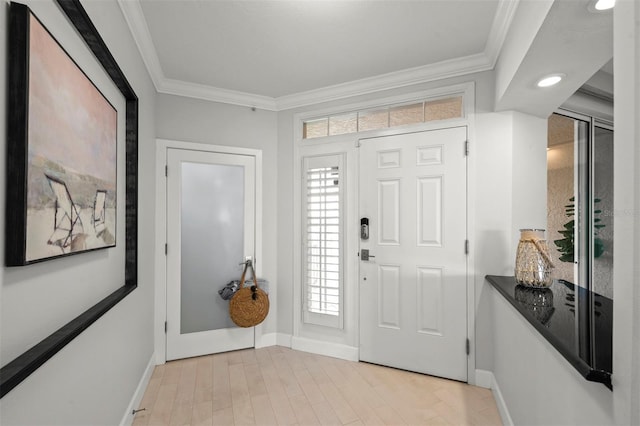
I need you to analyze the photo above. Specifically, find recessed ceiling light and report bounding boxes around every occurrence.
[537,74,565,88]
[594,0,615,10]
[588,0,615,12]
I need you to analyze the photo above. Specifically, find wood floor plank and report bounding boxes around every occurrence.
[212,406,234,426]
[212,354,233,411]
[148,383,178,426]
[233,398,256,425]
[175,359,197,404]
[162,361,183,386]
[194,356,214,404]
[191,400,214,426]
[293,368,326,405]
[250,394,278,426]
[169,400,193,426]
[244,362,268,398]
[310,401,341,426]
[288,394,320,425]
[317,381,359,425]
[267,394,298,425]
[275,365,304,399]
[230,363,252,405]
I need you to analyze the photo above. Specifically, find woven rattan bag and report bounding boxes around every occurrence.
[229,261,269,328]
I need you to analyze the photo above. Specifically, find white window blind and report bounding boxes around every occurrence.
[303,154,344,327]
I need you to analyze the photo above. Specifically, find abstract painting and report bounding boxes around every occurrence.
[7,9,117,264]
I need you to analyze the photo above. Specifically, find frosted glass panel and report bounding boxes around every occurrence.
[329,112,357,136]
[180,162,244,334]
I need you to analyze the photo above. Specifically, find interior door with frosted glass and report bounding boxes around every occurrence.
[359,127,468,382]
[166,148,255,361]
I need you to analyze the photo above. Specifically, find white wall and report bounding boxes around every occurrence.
[471,110,548,374]
[472,111,514,372]
[154,94,279,337]
[491,285,615,425]
[494,0,554,105]
[0,0,156,424]
[612,1,640,424]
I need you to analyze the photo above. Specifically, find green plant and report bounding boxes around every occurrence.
[554,196,605,263]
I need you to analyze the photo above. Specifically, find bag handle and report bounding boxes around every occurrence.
[238,260,258,289]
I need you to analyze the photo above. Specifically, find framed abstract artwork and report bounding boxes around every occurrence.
[7,3,117,265]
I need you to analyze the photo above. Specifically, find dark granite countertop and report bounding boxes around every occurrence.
[486,275,612,389]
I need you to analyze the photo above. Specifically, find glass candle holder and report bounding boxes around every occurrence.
[515,229,554,287]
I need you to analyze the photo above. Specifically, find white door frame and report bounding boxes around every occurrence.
[154,138,263,364]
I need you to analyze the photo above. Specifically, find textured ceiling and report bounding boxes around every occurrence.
[137,0,500,98]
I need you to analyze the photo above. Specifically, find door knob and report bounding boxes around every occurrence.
[361,249,375,261]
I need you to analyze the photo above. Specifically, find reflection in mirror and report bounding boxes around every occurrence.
[592,126,614,297]
[547,112,613,298]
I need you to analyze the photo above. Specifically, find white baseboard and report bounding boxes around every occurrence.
[291,336,359,361]
[492,375,514,426]
[120,354,156,426]
[255,332,277,348]
[276,333,292,347]
[255,332,292,349]
[475,369,513,426]
[474,369,494,389]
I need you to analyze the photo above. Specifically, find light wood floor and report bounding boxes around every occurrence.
[132,346,502,426]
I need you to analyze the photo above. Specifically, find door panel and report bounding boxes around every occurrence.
[359,127,468,382]
[166,148,255,361]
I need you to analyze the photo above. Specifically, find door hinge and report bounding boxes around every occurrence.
[465,239,469,255]
[466,338,470,355]
[464,140,469,156]
[164,321,167,333]
[165,165,168,177]
[165,244,168,255]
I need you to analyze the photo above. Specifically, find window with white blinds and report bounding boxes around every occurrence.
[302,154,344,327]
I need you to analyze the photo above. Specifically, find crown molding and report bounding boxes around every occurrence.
[159,79,278,111]
[117,0,164,90]
[120,0,518,112]
[485,0,520,69]
[274,53,492,111]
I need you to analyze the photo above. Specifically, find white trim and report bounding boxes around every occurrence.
[474,369,494,389]
[491,372,515,426]
[291,336,359,362]
[159,78,278,111]
[464,83,477,385]
[484,0,520,69]
[474,370,514,426]
[154,141,168,365]
[119,355,155,426]
[255,332,277,349]
[116,0,164,90]
[276,333,293,348]
[119,1,516,111]
[154,138,264,363]
[276,54,491,111]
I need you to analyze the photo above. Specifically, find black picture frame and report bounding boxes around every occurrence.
[1,0,138,398]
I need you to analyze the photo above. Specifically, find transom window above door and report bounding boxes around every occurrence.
[302,95,464,139]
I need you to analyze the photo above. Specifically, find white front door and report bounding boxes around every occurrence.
[166,148,256,361]
[359,127,468,382]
